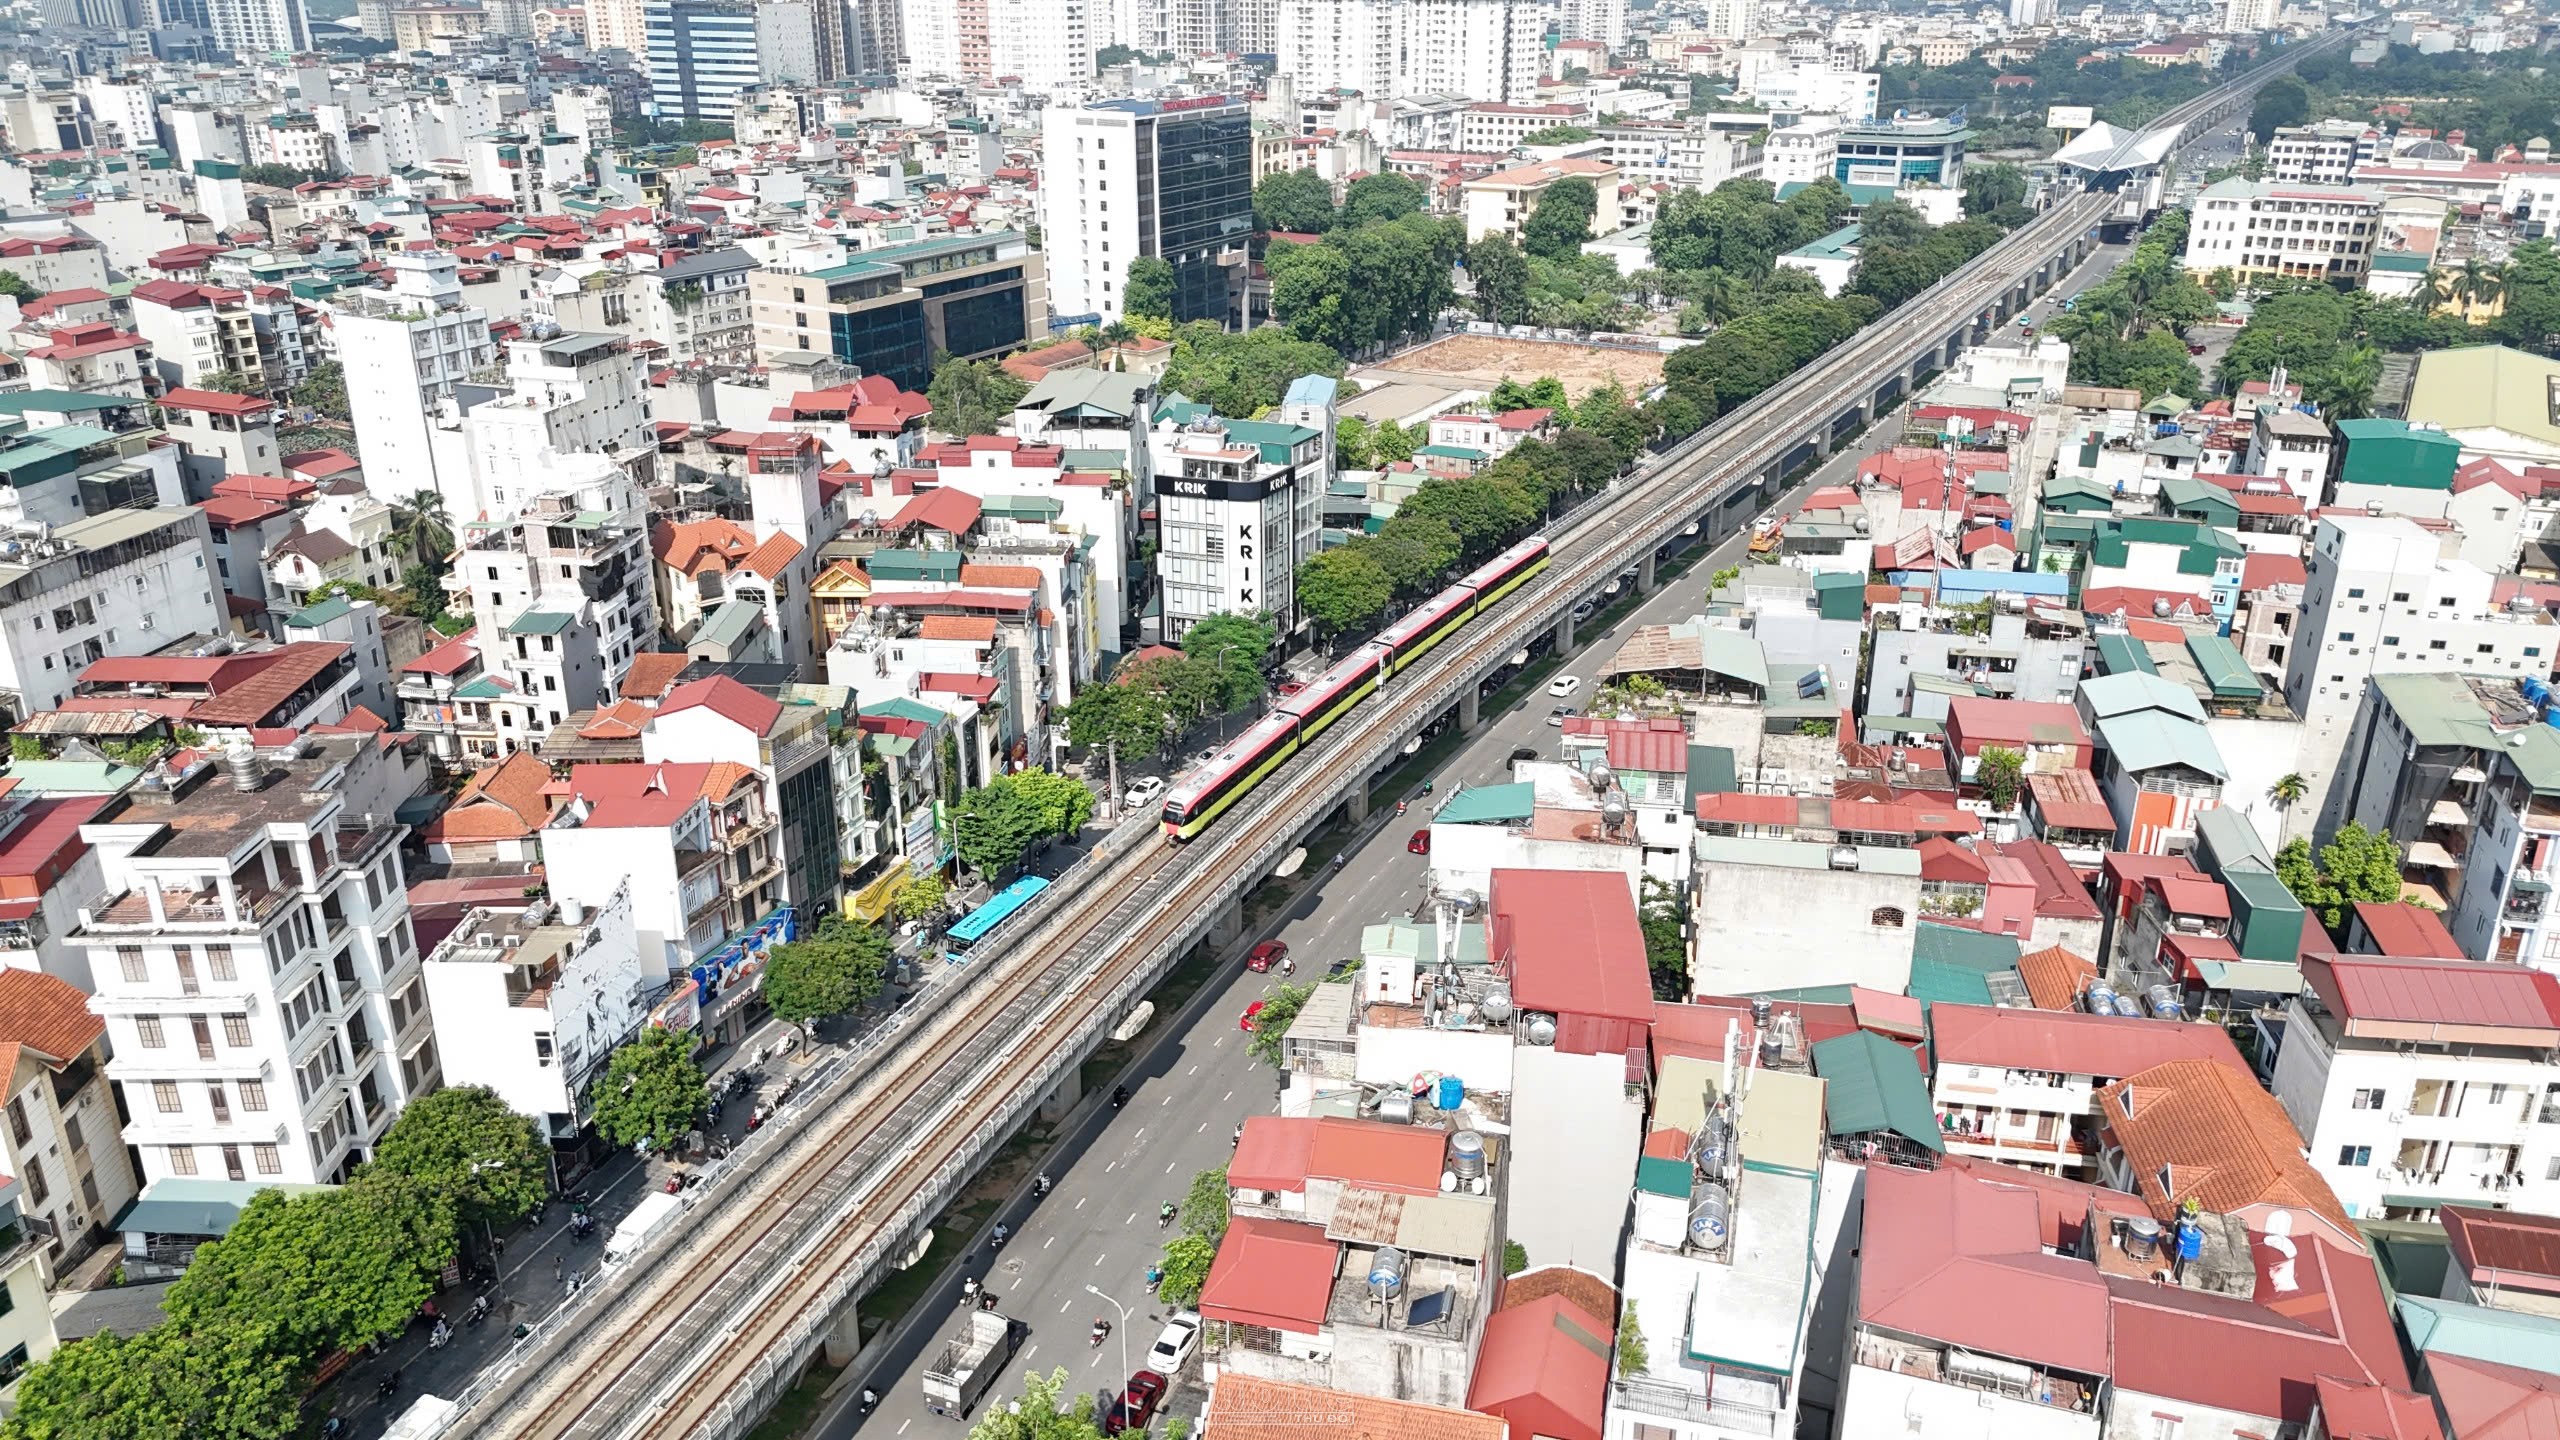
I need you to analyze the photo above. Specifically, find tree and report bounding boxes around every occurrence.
[1372,513,1461,593]
[1296,547,1394,633]
[1373,417,1418,464]
[1064,672,1178,771]
[1503,1240,1529,1275]
[166,1180,456,1356]
[1155,1234,1219,1308]
[2249,76,2309,141]
[952,771,1096,875]
[240,162,324,188]
[2275,822,2409,932]
[1253,169,1335,235]
[390,488,453,569]
[1266,239,1356,351]
[1487,375,1571,416]
[763,914,891,1031]
[1181,612,1275,711]
[3,1320,303,1440]
[1638,877,1687,1001]
[1178,1165,1231,1244]
[0,270,35,302]
[196,369,259,396]
[1467,234,1532,326]
[1122,256,1176,322]
[1398,477,1535,559]
[290,359,349,419]
[1520,177,1600,262]
[364,1085,548,1233]
[1617,1301,1649,1377]
[1962,161,2029,219]
[1520,124,1598,144]
[1857,197,1933,253]
[1338,173,1426,229]
[891,873,949,923]
[590,1024,708,1153]
[2456,257,2506,313]
[1975,746,2025,810]
[926,355,1028,438]
[1244,980,1315,1066]
[1158,327,1345,416]
[963,1368,1108,1440]
[2268,773,2307,812]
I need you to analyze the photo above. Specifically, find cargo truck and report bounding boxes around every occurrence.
[922,1309,1022,1419]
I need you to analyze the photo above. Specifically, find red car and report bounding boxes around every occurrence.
[1407,829,1430,855]
[1246,940,1288,972]
[1103,1371,1168,1435]
[1240,1001,1266,1032]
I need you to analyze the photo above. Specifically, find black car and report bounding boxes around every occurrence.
[1509,746,1539,763]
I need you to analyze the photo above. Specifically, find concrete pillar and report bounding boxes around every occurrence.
[1637,550,1657,594]
[1038,1067,1082,1124]
[1209,898,1245,949]
[822,1297,865,1367]
[1459,688,1480,729]
[1344,785,1370,823]
[1556,610,1577,653]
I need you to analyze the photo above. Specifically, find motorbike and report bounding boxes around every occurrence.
[1395,799,1408,816]
[377,1371,402,1401]
[989,1223,1010,1251]
[1090,1320,1111,1349]
[1146,1266,1164,1294]
[1032,1173,1051,1197]
[960,1275,981,1303]
[1111,1086,1128,1109]
[1158,1204,1176,1230]
[976,1290,998,1313]
[859,1389,879,1414]
[466,1293,493,1327]
[428,1320,452,1351]
[571,1214,596,1243]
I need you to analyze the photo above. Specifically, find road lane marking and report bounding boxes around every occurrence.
[1045,1235,1056,1250]
[1166,1161,1178,1174]
[898,1420,911,1435]
[1075,1196,1086,1210]
[1094,1251,1107,1267]
[1062,1298,1075,1313]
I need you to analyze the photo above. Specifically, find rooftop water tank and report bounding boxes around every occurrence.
[2085,980,2118,1015]
[2146,984,2185,1020]
[2110,993,2143,1019]
[1687,1182,1732,1252]
[1448,1131,1487,1181]
[1479,987,1514,1024]
[1368,1246,1407,1297]
[2126,1216,2163,1261]
[1435,1075,1464,1112]
[1522,1013,1558,1047]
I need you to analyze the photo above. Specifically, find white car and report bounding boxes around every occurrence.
[1123,776,1167,808]
[1147,1310,1203,1373]
[1548,674,1583,698]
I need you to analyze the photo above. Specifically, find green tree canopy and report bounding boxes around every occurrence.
[1253,168,1336,234]
[1520,177,1600,261]
[1158,325,1346,416]
[926,355,1029,437]
[1339,173,1426,228]
[1245,980,1316,1066]
[363,1085,548,1232]
[2275,823,2408,933]
[1121,256,1176,322]
[0,270,36,302]
[953,771,1096,874]
[2,1320,304,1440]
[1295,546,1395,633]
[1180,612,1275,710]
[290,359,348,420]
[1975,746,2026,810]
[763,913,891,1029]
[1063,663,1180,761]
[1155,1233,1219,1308]
[2248,76,2310,140]
[1962,161,2029,218]
[590,1024,708,1152]
[165,1180,456,1356]
[1466,234,1532,326]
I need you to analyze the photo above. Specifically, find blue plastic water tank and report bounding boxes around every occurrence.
[1435,1075,1463,1111]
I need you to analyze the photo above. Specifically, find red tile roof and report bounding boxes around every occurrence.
[1467,1290,1613,1440]
[1857,1163,2113,1375]
[2347,901,2467,959]
[2107,1229,2406,1422]
[0,794,106,902]
[1928,1004,2249,1081]
[2303,953,2560,1030]
[618,652,691,701]
[2441,1204,2560,1292]
[2025,769,2115,831]
[1491,868,1652,1025]
[1214,1374,1506,1440]
[0,965,103,1063]
[160,386,274,416]
[2098,1058,2356,1247]
[1198,1216,1337,1334]
[658,675,780,736]
[1693,791,1798,826]
[2015,944,2098,1011]
[1991,837,2104,918]
[401,628,477,676]
[887,487,981,534]
[2313,1376,2445,1440]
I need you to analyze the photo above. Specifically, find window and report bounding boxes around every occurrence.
[239,1080,266,1112]
[206,946,236,982]
[2350,1087,2385,1110]
[136,1016,164,1048]
[2348,587,2365,598]
[254,1144,280,1175]
[1870,906,1906,928]
[153,1081,180,1113]
[2339,1144,2372,1167]
[25,1161,47,1205]
[168,1145,197,1176]
[2392,591,2410,602]
[2429,640,2448,651]
[63,1115,81,1154]
[223,1014,250,1048]
[4,1098,27,1147]
[535,1033,556,1066]
[117,947,146,983]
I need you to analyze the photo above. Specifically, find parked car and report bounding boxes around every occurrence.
[1407,830,1431,855]
[1240,1001,1266,1031]
[1123,776,1166,808]
[1508,746,1539,763]
[1103,1372,1169,1436]
[1147,1312,1203,1374]
[1246,941,1288,973]
[1548,674,1582,698]
[1547,705,1574,727]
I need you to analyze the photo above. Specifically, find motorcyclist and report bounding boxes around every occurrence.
[1159,1200,1177,1227]
[1112,1085,1128,1107]
[991,1223,1010,1248]
[1033,1172,1051,1196]
[860,1388,880,1412]
[1091,1318,1111,1346]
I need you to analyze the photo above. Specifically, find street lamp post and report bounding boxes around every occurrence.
[1084,1283,1134,1388]
[1209,642,1241,745]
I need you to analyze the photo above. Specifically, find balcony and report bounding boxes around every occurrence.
[1854,1334,2095,1414]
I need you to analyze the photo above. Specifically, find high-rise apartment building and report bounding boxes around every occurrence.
[645,0,761,120]
[330,251,495,516]
[1150,378,1334,640]
[584,0,647,52]
[903,0,1090,87]
[1275,0,1541,104]
[2180,177,2382,285]
[1559,0,1623,51]
[1041,95,1254,327]
[203,0,310,53]
[2221,0,2274,33]
[75,734,433,1190]
[456,457,659,743]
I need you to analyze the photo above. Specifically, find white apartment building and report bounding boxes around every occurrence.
[1151,382,1331,640]
[1698,0,1752,38]
[460,330,657,523]
[2180,177,2383,284]
[0,508,225,726]
[205,0,313,54]
[1748,65,1879,125]
[2220,0,2275,33]
[0,1173,55,1386]
[1274,0,1542,106]
[2272,953,2560,1221]
[1559,0,1622,50]
[2288,515,2556,841]
[419,883,649,1143]
[2265,121,2374,186]
[541,765,733,983]
[1763,116,1844,187]
[0,969,142,1273]
[75,735,433,1189]
[1041,95,1255,327]
[988,0,1096,92]
[455,456,659,744]
[333,250,496,515]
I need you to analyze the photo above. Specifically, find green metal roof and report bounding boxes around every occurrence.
[1688,743,1737,797]
[1810,1030,1943,1152]
[0,390,121,415]
[454,676,512,700]
[113,1178,336,1237]
[865,550,963,582]
[980,494,1065,521]
[2336,417,2462,490]
[2157,474,2236,521]
[2086,516,2241,575]
[1911,922,2019,973]
[2184,632,2260,700]
[1786,222,1863,261]
[860,695,947,725]
[2079,670,2206,722]
[502,610,574,637]
[695,597,764,649]
[2372,673,2560,794]
[2222,866,2307,962]
[2190,958,2308,995]
[1435,782,1533,825]
[1413,444,1484,461]
[1360,922,1421,961]
[2397,1295,2560,1370]
[1635,1153,1693,1198]
[1907,956,1999,1010]
[284,594,355,628]
[2091,632,2158,677]
[1697,628,1768,690]
[2093,710,2228,780]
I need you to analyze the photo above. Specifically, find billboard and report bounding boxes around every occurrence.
[2047,105,2096,131]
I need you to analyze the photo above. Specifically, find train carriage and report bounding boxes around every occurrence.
[1455,537,1551,614]
[1274,644,1391,745]
[1371,585,1479,676]
[1158,711,1302,841]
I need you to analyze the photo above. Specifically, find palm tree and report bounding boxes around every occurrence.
[1691,267,1744,327]
[390,490,453,569]
[2420,268,2454,312]
[2457,257,2506,315]
[2269,773,2307,811]
[2307,345,2383,420]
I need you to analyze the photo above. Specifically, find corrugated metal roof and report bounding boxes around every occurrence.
[2312,954,2560,1029]
[2095,710,2229,779]
[1436,782,1533,825]
[1810,1030,1942,1151]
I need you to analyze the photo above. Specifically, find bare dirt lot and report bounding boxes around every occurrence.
[1360,334,1669,400]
